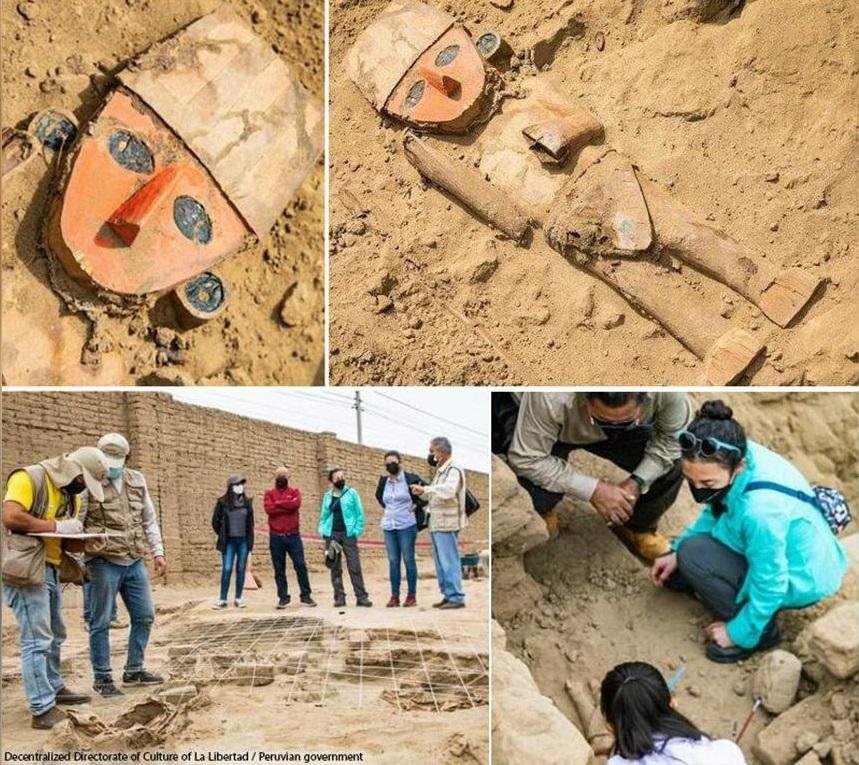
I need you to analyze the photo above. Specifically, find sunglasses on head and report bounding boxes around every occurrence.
[678,430,741,457]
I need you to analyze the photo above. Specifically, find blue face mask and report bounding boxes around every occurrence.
[107,466,123,480]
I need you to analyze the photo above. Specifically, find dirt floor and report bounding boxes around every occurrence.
[1,559,489,762]
[1,0,323,386]
[328,0,858,385]
[492,392,859,763]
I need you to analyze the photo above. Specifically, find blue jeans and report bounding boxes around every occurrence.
[87,558,155,682]
[3,566,66,715]
[220,537,249,601]
[430,531,464,604]
[82,580,118,626]
[384,525,418,597]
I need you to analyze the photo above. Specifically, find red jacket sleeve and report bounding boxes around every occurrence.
[283,488,302,513]
[264,488,302,515]
[263,489,279,515]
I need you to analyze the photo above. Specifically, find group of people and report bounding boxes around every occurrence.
[2,434,165,730]
[494,391,850,763]
[213,436,472,612]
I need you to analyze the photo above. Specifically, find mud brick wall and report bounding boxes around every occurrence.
[1,392,489,577]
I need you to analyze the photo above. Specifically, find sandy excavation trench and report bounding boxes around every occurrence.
[329,0,858,386]
[1,0,324,386]
[491,393,859,764]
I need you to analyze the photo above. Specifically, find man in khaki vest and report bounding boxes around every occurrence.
[2,447,107,729]
[83,433,167,697]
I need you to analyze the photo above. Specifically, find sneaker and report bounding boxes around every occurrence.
[234,598,246,608]
[438,601,465,610]
[403,595,417,607]
[432,598,448,608]
[300,596,317,607]
[55,686,91,705]
[212,600,228,610]
[276,598,290,609]
[123,670,164,686]
[333,599,346,608]
[93,681,124,698]
[612,526,670,562]
[706,624,781,664]
[109,618,128,629]
[386,595,400,608]
[356,598,373,607]
[31,707,65,729]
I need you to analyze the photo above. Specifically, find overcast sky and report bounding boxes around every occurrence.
[171,388,490,472]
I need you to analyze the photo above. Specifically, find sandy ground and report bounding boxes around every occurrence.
[328,0,858,385]
[1,559,489,762]
[1,0,324,386]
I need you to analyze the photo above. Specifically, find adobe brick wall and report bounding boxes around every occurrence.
[1,392,489,578]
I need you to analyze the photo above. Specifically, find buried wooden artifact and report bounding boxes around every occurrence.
[46,5,323,298]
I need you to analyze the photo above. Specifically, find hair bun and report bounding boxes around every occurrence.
[699,399,733,421]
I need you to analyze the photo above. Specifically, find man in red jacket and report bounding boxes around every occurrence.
[263,466,316,608]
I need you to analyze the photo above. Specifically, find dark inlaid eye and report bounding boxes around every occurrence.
[184,271,225,313]
[107,130,154,174]
[435,44,460,67]
[405,80,426,109]
[33,111,77,152]
[476,33,500,57]
[173,196,212,244]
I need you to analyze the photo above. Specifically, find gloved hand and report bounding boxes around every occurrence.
[55,519,84,535]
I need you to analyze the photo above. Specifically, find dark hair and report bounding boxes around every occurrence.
[327,467,344,483]
[601,662,706,759]
[686,399,746,469]
[384,450,401,461]
[586,392,649,408]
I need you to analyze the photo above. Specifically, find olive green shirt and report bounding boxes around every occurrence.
[507,392,693,500]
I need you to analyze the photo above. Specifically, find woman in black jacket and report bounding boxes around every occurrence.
[375,451,427,607]
[211,474,255,609]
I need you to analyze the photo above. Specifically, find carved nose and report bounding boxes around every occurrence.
[420,67,460,97]
[107,166,180,245]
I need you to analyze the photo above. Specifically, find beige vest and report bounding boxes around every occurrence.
[428,459,468,533]
[84,468,149,562]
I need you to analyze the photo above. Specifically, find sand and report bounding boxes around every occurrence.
[1,0,323,385]
[1,560,489,762]
[328,0,858,385]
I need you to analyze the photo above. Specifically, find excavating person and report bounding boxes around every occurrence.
[83,433,167,697]
[492,391,692,561]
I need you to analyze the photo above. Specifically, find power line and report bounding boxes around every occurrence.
[371,391,488,438]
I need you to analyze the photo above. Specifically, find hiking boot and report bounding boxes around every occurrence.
[109,617,128,629]
[277,598,291,609]
[613,527,670,562]
[403,595,417,607]
[542,509,560,539]
[93,681,124,698]
[31,707,65,729]
[356,598,373,607]
[438,601,465,610]
[300,596,317,607]
[706,624,781,664]
[212,600,228,610]
[386,595,400,608]
[333,598,346,608]
[55,686,91,705]
[234,598,246,608]
[432,599,448,608]
[123,670,164,686]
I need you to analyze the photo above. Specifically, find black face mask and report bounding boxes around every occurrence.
[385,463,400,475]
[64,478,87,495]
[427,454,438,467]
[275,477,288,488]
[592,416,638,431]
[333,479,346,490]
[688,479,733,505]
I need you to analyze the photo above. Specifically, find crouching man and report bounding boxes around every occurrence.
[2,447,107,729]
[83,433,167,697]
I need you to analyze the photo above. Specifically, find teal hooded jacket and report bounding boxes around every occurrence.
[318,486,365,538]
[672,440,848,649]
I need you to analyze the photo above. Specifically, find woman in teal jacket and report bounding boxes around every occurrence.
[651,400,848,663]
[318,467,372,608]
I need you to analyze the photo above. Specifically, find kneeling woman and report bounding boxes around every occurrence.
[651,400,848,663]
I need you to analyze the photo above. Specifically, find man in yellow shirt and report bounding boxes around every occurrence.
[2,447,108,730]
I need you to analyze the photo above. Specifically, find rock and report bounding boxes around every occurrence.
[753,695,832,765]
[491,456,549,557]
[348,630,369,647]
[808,602,859,678]
[231,662,274,686]
[251,7,267,24]
[601,312,625,329]
[17,1,38,21]
[795,731,820,755]
[157,685,198,704]
[470,254,499,283]
[490,0,514,8]
[367,271,396,296]
[794,753,822,765]
[594,32,605,51]
[279,281,316,328]
[530,17,585,69]
[374,295,394,313]
[752,649,802,713]
[154,327,176,348]
[493,636,592,765]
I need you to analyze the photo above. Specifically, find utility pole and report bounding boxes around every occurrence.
[353,390,364,445]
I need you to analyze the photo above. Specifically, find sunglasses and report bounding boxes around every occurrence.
[678,430,741,457]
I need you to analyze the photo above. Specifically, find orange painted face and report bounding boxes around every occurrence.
[48,89,250,296]
[385,27,487,131]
